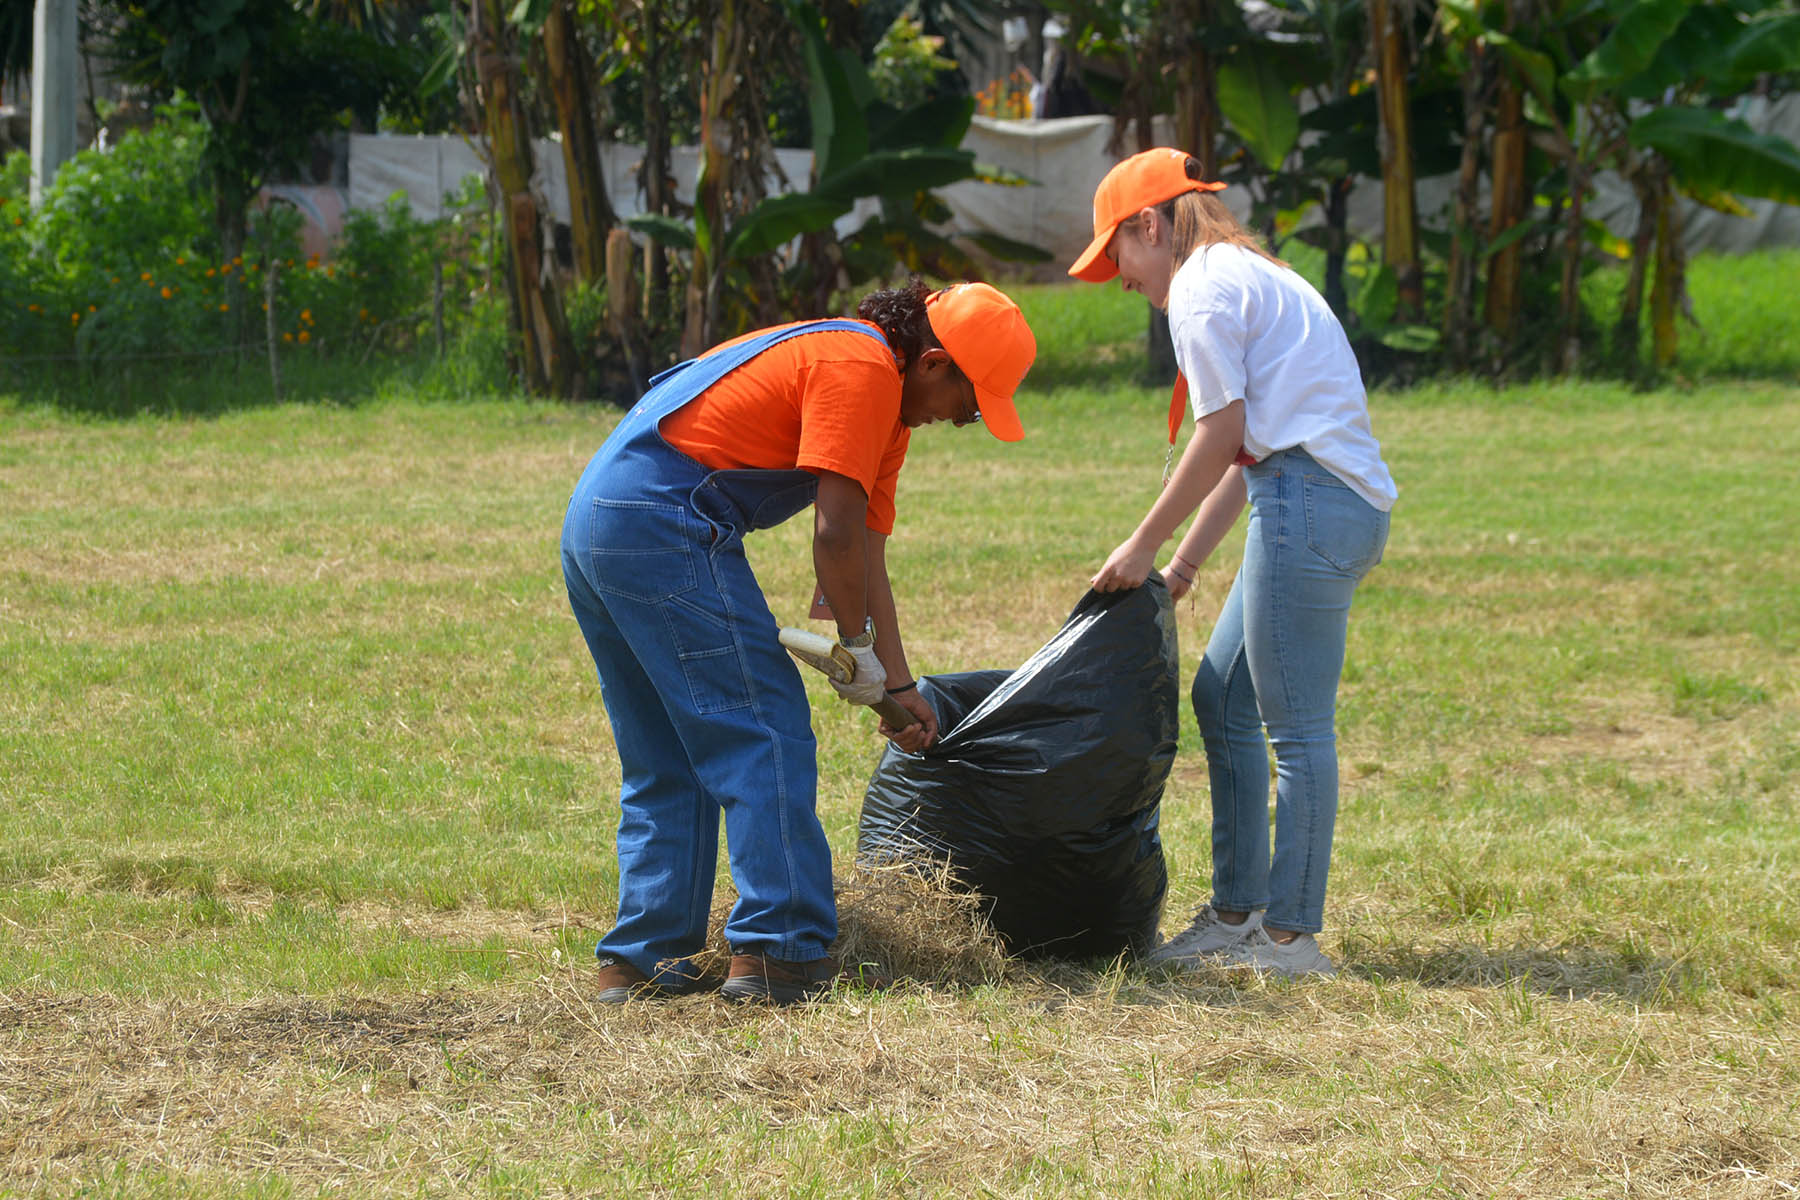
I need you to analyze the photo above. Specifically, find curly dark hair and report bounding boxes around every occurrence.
[854,277,942,367]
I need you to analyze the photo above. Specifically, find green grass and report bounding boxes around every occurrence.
[2,279,1798,1196]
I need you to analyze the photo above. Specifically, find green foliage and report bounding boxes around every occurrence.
[1217,55,1300,172]
[96,0,421,260]
[0,107,495,388]
[868,13,957,110]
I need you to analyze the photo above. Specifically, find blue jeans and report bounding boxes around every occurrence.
[1192,448,1388,934]
[561,444,836,984]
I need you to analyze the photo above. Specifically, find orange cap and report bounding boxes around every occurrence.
[925,282,1036,442]
[1068,148,1227,284]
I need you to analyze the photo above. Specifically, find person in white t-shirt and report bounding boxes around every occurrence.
[1069,148,1397,979]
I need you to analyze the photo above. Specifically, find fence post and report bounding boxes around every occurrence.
[264,258,282,402]
[434,259,446,359]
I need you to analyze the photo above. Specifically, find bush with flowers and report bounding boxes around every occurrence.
[2,104,473,379]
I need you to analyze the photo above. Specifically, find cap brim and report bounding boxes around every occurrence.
[973,380,1024,442]
[1068,229,1118,283]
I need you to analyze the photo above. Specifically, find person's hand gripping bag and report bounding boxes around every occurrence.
[859,577,1179,960]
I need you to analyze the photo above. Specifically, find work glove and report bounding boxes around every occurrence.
[830,627,887,706]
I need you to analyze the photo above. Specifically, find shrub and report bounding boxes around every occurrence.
[1,105,494,386]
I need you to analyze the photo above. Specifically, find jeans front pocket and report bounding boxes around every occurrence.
[1303,473,1389,576]
[587,499,700,603]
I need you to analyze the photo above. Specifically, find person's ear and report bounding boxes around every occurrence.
[1138,207,1161,245]
[918,346,953,373]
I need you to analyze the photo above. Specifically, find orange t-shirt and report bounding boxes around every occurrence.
[659,322,912,535]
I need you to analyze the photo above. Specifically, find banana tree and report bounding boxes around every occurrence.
[1368,0,1421,319]
[470,0,575,395]
[1449,0,1800,373]
[540,0,616,285]
[1600,2,1800,369]
[627,0,1042,349]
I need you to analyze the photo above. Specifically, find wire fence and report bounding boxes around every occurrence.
[4,269,440,385]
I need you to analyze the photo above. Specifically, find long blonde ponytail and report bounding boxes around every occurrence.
[1154,156,1286,271]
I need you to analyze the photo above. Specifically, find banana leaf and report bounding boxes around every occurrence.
[724,192,854,260]
[1631,105,1800,207]
[1562,0,1688,102]
[624,211,695,251]
[1218,56,1300,172]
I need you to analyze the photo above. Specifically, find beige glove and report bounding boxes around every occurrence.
[829,623,887,706]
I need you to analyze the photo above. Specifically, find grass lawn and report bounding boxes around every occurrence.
[2,278,1797,1197]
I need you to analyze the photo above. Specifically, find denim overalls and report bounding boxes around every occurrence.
[560,320,891,982]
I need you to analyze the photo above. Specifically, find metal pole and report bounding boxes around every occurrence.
[265,259,282,402]
[29,0,79,208]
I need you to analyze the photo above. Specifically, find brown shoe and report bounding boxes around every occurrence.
[596,956,721,1004]
[720,953,839,1006]
[596,956,654,1004]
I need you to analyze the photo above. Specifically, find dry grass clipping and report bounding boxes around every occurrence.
[687,858,1014,990]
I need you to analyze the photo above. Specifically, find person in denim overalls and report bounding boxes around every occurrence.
[1070,150,1398,979]
[562,281,1036,1005]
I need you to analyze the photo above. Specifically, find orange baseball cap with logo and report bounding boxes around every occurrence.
[926,282,1036,442]
[1068,147,1228,284]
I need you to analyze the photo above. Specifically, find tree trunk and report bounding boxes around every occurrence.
[1323,175,1351,319]
[606,226,649,400]
[473,0,575,396]
[1443,46,1488,366]
[542,0,614,286]
[1173,0,1219,177]
[1484,72,1527,343]
[1650,183,1686,368]
[640,4,671,320]
[1612,160,1662,372]
[683,0,745,357]
[1159,0,1216,381]
[1370,0,1421,320]
[1557,158,1587,375]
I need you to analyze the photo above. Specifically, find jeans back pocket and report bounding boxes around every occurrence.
[1302,474,1389,576]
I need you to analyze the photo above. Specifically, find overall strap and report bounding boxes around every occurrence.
[637,319,891,423]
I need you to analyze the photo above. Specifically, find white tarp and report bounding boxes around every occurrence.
[349,133,826,227]
[346,100,1800,261]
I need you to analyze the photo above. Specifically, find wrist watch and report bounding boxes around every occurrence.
[839,616,876,649]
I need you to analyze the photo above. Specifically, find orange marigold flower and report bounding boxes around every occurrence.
[140,272,152,282]
[71,312,80,323]
[219,303,230,313]
[300,309,312,323]
[298,330,311,344]
[27,303,39,312]
[282,332,293,343]
[233,256,243,265]
[175,256,185,266]
[88,304,96,312]
[205,267,216,278]
[161,286,173,299]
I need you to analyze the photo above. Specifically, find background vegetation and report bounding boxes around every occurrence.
[6,0,1800,401]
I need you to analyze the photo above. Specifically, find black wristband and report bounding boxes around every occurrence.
[885,681,918,695]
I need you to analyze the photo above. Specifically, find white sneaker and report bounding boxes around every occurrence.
[1144,905,1262,966]
[1217,927,1337,979]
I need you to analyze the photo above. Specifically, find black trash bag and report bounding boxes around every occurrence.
[859,578,1180,960]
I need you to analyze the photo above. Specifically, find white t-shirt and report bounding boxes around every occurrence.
[1168,243,1397,511]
